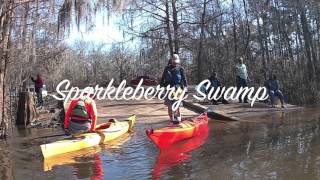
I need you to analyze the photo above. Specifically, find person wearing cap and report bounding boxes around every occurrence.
[160,54,188,124]
[64,90,97,135]
[235,57,249,103]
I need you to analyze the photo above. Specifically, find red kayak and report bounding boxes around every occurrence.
[146,113,208,149]
[152,127,209,179]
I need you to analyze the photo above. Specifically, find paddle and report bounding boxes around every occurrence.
[33,122,112,140]
[32,133,68,140]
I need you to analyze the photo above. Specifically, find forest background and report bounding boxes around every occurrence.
[1,0,319,136]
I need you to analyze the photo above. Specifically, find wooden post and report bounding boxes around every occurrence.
[16,92,37,127]
[57,100,65,124]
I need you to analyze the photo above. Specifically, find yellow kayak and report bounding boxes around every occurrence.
[40,115,136,158]
[43,133,131,171]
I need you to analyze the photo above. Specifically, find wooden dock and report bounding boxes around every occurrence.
[183,98,303,121]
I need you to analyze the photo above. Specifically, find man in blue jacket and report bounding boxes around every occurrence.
[208,72,228,105]
[160,54,187,124]
[266,74,285,108]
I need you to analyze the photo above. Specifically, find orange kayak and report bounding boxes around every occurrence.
[146,113,208,149]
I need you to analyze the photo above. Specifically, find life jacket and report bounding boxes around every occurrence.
[70,99,91,121]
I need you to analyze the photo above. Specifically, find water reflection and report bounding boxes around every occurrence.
[0,141,13,180]
[43,147,104,179]
[72,153,103,180]
[2,108,320,179]
[190,109,320,180]
[43,147,101,171]
[152,127,209,180]
[43,133,133,179]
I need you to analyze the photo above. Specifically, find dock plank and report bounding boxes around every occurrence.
[183,99,303,121]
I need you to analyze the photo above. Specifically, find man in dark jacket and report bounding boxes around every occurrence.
[160,54,187,124]
[208,72,228,105]
[31,73,44,107]
[266,74,285,108]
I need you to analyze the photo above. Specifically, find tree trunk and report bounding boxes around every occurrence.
[256,16,267,76]
[299,8,316,80]
[0,70,4,137]
[16,92,37,127]
[197,0,207,82]
[165,0,174,57]
[231,0,238,58]
[171,0,179,54]
[261,14,270,67]
[0,0,14,138]
[242,0,251,56]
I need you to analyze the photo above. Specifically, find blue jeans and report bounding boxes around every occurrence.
[36,88,43,106]
[236,76,248,102]
[269,90,284,105]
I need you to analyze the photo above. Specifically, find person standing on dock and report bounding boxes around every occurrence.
[31,73,44,107]
[208,72,229,105]
[160,54,188,124]
[266,74,285,108]
[64,90,97,135]
[235,57,249,103]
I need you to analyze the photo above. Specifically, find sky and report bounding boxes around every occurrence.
[64,0,234,49]
[66,14,124,46]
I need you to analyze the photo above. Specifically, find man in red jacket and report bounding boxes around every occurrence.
[31,73,44,107]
